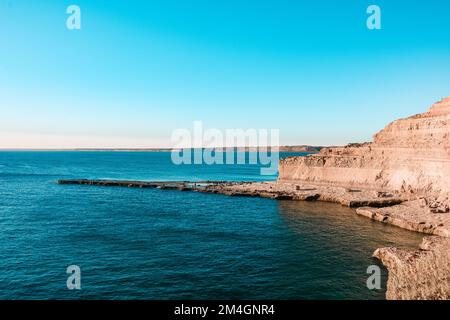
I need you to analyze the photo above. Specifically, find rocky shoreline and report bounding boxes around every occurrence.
[374,236,450,300]
[59,179,450,238]
[59,97,450,300]
[57,179,407,208]
[275,96,450,300]
[59,176,450,299]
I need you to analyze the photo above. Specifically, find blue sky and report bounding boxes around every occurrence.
[0,0,449,148]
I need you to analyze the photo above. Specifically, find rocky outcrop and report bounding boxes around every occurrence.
[60,99,450,300]
[374,236,450,300]
[279,97,450,200]
[202,181,408,207]
[278,96,450,300]
[356,199,450,237]
[58,179,407,207]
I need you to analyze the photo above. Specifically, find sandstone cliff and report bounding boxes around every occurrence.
[278,97,450,300]
[279,97,450,199]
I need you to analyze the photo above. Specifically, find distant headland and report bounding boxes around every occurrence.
[0,145,324,153]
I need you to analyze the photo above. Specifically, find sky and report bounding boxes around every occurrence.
[0,0,449,148]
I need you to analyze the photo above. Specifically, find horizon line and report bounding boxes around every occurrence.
[0,145,328,152]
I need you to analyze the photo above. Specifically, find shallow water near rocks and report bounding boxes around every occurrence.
[0,151,423,299]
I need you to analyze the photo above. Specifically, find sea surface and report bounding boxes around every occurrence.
[0,151,423,299]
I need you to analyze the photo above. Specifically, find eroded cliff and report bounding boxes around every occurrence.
[279,97,450,300]
[279,97,450,199]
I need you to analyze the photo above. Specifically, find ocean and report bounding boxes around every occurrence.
[0,151,423,299]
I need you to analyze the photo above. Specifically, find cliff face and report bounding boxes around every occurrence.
[279,97,450,197]
[278,97,450,300]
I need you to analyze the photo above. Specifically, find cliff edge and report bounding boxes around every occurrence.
[279,97,450,201]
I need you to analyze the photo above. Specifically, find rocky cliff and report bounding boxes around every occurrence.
[374,236,450,300]
[279,97,450,300]
[279,97,450,199]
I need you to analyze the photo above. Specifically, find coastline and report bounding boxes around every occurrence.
[56,97,450,299]
[58,178,450,238]
[58,177,450,300]
[273,97,450,299]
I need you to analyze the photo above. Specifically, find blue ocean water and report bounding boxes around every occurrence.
[0,151,423,299]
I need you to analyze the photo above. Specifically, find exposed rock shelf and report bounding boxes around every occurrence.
[356,200,450,237]
[58,179,406,208]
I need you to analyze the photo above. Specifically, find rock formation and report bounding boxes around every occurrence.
[279,97,450,203]
[279,96,450,300]
[374,236,450,300]
[59,97,450,300]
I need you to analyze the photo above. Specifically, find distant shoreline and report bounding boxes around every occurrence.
[0,145,324,153]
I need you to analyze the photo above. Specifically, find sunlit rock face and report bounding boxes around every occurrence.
[279,97,450,197]
[374,96,450,148]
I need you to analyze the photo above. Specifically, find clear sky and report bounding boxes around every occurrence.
[0,0,449,148]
